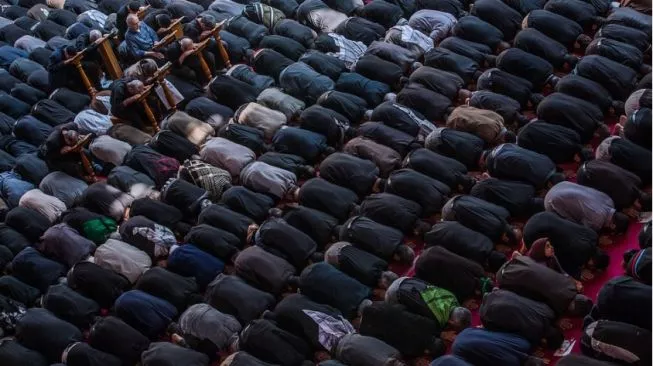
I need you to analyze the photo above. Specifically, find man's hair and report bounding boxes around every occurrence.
[623,249,638,267]
[64,45,77,56]
[268,207,283,218]
[484,54,497,67]
[128,1,140,11]
[563,53,579,68]
[569,294,593,317]
[156,13,171,28]
[414,220,431,237]
[199,14,216,28]
[395,245,415,264]
[427,338,446,357]
[310,251,324,263]
[449,307,472,332]
[459,175,476,193]
[487,251,507,273]
[548,172,566,186]
[612,212,630,234]
[139,58,158,77]
[579,147,595,162]
[591,249,610,270]
[297,165,316,178]
[576,34,592,49]
[380,270,399,287]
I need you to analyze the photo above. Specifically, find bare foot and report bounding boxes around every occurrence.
[599,236,613,247]
[558,318,573,330]
[563,170,576,180]
[581,269,594,281]
[463,298,479,310]
[372,288,386,300]
[613,123,624,136]
[575,280,584,293]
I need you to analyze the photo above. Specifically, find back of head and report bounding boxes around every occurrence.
[449,306,472,332]
[612,212,630,234]
[563,53,579,68]
[310,251,324,263]
[591,248,610,270]
[459,175,476,193]
[139,58,158,77]
[199,14,216,29]
[623,249,638,268]
[380,270,399,287]
[579,147,594,163]
[576,34,592,50]
[484,54,497,67]
[569,294,593,317]
[530,93,545,108]
[487,251,507,273]
[128,1,140,12]
[414,220,431,237]
[427,338,446,357]
[395,245,415,264]
[64,45,77,56]
[298,164,316,179]
[548,172,566,187]
[156,13,171,28]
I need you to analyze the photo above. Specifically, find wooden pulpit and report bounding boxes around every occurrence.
[96,34,123,80]
[65,51,96,97]
[202,21,232,69]
[67,134,97,183]
[135,84,160,133]
[152,31,179,52]
[145,62,177,111]
[136,5,151,20]
[189,38,212,81]
[159,18,184,40]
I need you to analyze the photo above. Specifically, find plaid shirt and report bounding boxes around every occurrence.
[327,33,367,70]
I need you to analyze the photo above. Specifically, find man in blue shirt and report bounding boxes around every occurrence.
[124,13,164,60]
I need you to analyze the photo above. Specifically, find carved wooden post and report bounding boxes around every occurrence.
[70,56,96,97]
[206,22,231,69]
[97,36,123,80]
[136,85,160,133]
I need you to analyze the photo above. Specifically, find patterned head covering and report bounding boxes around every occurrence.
[179,160,232,200]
